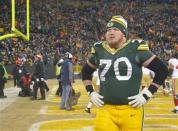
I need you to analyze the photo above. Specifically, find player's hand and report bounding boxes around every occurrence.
[90,92,104,107]
[128,88,153,108]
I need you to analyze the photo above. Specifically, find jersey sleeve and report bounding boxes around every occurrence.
[135,40,154,65]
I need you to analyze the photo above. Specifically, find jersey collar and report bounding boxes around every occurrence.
[102,40,131,55]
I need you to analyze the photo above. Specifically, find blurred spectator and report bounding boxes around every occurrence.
[12,58,27,88]
[0,58,8,98]
[60,52,74,110]
[31,54,46,100]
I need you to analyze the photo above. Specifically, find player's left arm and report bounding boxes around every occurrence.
[143,55,168,94]
[128,41,168,108]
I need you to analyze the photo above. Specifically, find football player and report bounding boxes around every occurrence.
[168,53,178,113]
[82,15,168,131]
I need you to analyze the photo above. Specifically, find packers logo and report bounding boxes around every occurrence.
[107,21,114,28]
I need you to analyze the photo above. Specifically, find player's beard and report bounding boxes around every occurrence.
[107,37,124,49]
[108,41,118,49]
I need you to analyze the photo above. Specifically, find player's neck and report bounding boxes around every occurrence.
[118,38,127,48]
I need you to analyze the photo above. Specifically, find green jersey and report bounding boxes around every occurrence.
[88,39,153,105]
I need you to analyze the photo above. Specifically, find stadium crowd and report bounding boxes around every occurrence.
[0,0,177,65]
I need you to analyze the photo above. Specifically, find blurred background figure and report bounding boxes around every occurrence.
[55,58,64,96]
[12,57,27,88]
[12,57,27,97]
[141,67,154,89]
[60,52,74,110]
[162,78,172,96]
[0,57,8,98]
[18,72,32,97]
[168,53,178,114]
[31,54,46,100]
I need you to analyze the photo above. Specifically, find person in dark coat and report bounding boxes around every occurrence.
[12,58,27,88]
[31,54,46,100]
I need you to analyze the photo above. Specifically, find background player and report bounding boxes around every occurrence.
[141,67,154,89]
[168,53,178,113]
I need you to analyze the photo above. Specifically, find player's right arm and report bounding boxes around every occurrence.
[82,44,104,107]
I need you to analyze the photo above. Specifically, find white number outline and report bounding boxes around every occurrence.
[99,60,112,81]
[99,57,132,81]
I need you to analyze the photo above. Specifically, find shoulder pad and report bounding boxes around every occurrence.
[137,42,149,51]
[131,39,149,51]
[91,47,96,54]
[94,41,103,46]
[91,41,103,54]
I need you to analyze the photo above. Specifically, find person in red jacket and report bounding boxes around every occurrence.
[19,72,32,97]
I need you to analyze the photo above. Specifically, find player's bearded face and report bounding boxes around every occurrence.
[105,28,124,48]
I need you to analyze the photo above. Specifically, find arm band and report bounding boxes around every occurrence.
[146,57,168,85]
[148,84,158,94]
[143,85,158,100]
[86,85,94,95]
[82,63,96,81]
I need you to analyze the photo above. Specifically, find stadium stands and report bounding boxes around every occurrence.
[0,0,177,65]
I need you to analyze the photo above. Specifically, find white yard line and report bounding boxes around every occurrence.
[46,86,58,101]
[144,124,178,130]
[29,119,178,131]
[39,106,48,114]
[51,86,58,94]
[29,118,94,131]
[39,105,92,115]
[0,87,20,112]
